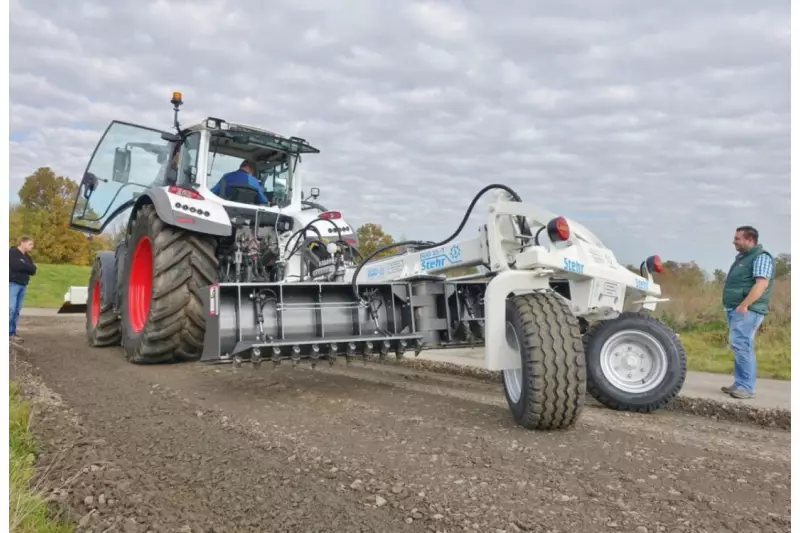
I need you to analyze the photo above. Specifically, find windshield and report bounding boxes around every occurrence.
[206,151,293,206]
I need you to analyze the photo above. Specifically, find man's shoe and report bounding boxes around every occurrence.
[729,387,755,399]
[721,384,735,394]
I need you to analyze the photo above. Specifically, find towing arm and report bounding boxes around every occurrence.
[345,194,667,371]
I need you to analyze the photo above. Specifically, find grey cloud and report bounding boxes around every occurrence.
[9,0,789,271]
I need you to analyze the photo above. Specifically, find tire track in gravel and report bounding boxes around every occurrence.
[14,317,791,533]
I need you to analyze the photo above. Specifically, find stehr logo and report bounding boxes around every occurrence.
[420,244,462,272]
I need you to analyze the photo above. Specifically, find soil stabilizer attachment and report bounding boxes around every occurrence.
[201,281,424,366]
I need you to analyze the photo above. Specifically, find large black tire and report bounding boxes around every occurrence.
[501,292,586,430]
[119,204,218,364]
[584,311,686,412]
[86,255,121,347]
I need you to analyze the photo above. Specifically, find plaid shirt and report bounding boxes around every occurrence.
[751,252,774,280]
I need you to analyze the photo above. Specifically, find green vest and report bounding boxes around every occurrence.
[722,244,774,315]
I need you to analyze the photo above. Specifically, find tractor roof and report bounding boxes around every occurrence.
[185,118,320,156]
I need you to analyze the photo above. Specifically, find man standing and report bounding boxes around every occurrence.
[9,236,36,344]
[721,226,774,399]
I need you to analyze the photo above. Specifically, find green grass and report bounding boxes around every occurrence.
[680,323,791,380]
[9,381,74,533]
[23,264,91,309]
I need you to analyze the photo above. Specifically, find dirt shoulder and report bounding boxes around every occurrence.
[10,316,791,533]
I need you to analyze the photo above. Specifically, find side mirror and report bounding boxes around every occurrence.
[81,172,99,200]
[310,187,320,199]
[112,148,131,183]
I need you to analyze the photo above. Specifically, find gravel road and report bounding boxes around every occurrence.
[11,316,790,533]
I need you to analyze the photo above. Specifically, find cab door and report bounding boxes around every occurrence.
[70,120,175,233]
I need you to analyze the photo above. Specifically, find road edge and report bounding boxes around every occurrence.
[395,357,791,431]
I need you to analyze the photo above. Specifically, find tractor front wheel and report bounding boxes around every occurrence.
[85,254,121,347]
[120,204,218,364]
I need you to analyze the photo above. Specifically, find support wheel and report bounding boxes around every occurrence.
[584,311,687,412]
[501,292,586,430]
[120,204,219,364]
[86,253,121,347]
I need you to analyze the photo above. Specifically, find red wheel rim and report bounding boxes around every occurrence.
[91,280,100,327]
[128,236,153,333]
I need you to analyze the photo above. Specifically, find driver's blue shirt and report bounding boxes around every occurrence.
[210,170,270,204]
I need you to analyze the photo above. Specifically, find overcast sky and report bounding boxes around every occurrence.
[9,0,790,271]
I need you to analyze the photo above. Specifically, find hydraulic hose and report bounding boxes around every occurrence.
[350,184,527,301]
[283,225,323,257]
[284,217,344,258]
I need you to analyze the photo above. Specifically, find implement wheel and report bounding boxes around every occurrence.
[584,312,686,412]
[86,253,121,347]
[119,204,218,364]
[501,292,586,430]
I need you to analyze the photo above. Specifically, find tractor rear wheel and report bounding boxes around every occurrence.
[583,312,687,412]
[86,255,121,347]
[501,292,586,430]
[120,204,218,364]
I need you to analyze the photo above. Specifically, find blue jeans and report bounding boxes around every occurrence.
[725,308,765,392]
[9,282,26,336]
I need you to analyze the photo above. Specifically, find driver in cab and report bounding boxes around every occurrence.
[210,160,270,205]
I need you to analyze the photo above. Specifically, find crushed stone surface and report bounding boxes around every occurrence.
[10,317,791,533]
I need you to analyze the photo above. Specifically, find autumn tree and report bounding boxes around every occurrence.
[9,167,112,265]
[356,223,396,260]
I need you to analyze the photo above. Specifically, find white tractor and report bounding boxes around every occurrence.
[62,93,687,431]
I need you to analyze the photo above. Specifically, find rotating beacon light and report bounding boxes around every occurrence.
[171,91,184,134]
[171,91,183,108]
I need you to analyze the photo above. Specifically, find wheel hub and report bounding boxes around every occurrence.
[599,330,668,394]
[90,280,100,327]
[502,321,523,404]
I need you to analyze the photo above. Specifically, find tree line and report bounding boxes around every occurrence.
[9,166,791,283]
[9,167,112,265]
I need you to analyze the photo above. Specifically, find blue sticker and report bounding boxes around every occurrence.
[634,277,649,291]
[367,267,384,279]
[420,244,463,272]
[563,257,585,274]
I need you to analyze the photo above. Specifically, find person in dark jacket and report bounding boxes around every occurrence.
[9,236,36,343]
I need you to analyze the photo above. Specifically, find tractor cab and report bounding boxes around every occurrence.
[69,92,321,235]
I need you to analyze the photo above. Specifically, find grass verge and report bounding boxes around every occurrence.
[680,322,790,380]
[22,264,91,309]
[10,381,73,533]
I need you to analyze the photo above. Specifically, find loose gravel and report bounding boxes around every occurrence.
[9,316,791,533]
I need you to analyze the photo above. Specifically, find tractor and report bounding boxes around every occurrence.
[62,93,687,431]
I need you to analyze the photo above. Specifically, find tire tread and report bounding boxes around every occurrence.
[86,256,122,347]
[505,291,586,430]
[122,204,219,364]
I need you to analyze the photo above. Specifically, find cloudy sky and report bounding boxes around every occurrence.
[9,0,790,271]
